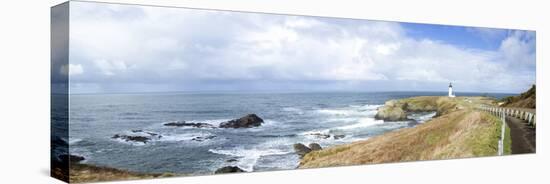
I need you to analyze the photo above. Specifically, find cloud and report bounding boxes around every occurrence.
[59,64,84,76]
[66,2,535,93]
[93,59,127,76]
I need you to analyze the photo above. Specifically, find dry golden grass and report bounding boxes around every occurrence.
[300,96,501,168]
[69,163,175,183]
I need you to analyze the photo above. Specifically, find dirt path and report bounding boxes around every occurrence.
[505,116,536,154]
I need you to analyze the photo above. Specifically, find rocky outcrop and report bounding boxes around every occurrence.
[309,143,322,151]
[294,143,322,157]
[112,134,151,143]
[214,166,245,174]
[375,100,408,121]
[131,130,162,138]
[112,130,163,144]
[59,154,85,163]
[294,143,312,157]
[164,121,215,128]
[375,97,441,121]
[333,134,346,140]
[219,114,264,128]
[191,135,216,142]
[309,132,331,139]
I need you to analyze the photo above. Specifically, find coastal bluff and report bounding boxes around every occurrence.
[300,96,507,168]
[374,96,461,121]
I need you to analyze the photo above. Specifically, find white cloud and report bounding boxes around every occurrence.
[67,2,535,93]
[59,64,84,76]
[93,59,128,76]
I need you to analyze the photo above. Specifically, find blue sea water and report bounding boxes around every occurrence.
[64,91,513,175]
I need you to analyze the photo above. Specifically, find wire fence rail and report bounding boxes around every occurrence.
[476,106,536,156]
[477,106,536,127]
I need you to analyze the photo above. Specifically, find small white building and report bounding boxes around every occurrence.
[448,83,455,98]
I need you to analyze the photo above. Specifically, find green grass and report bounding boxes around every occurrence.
[424,132,443,145]
[470,112,511,156]
[504,124,512,155]
[465,112,500,156]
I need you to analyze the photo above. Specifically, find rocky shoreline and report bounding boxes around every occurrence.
[111,114,265,145]
[62,98,467,182]
[374,96,444,121]
[299,96,504,168]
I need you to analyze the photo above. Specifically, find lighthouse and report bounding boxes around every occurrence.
[448,83,455,97]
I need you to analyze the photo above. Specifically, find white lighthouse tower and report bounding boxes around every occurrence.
[448,83,455,97]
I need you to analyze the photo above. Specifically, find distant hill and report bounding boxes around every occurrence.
[501,85,536,108]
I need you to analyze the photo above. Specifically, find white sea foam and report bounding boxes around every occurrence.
[316,109,361,116]
[282,107,304,114]
[160,132,213,142]
[262,119,281,127]
[325,117,358,123]
[113,138,148,146]
[316,104,380,117]
[209,148,290,171]
[156,119,231,129]
[350,104,383,111]
[336,118,384,130]
[68,138,83,145]
[198,119,231,127]
[300,129,331,136]
[409,112,437,123]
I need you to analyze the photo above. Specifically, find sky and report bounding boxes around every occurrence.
[59,1,536,94]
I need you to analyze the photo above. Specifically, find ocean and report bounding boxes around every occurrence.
[62,91,513,175]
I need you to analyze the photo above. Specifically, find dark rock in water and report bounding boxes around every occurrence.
[112,134,150,143]
[226,158,238,162]
[219,114,264,128]
[145,132,160,137]
[164,121,215,128]
[191,135,217,142]
[309,133,331,139]
[214,166,245,174]
[333,135,346,140]
[131,130,161,138]
[293,143,312,157]
[59,154,85,163]
[52,136,69,147]
[309,143,322,151]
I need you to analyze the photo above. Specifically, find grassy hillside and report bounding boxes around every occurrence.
[501,85,536,108]
[300,96,509,168]
[69,163,175,183]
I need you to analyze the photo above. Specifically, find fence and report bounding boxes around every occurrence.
[477,106,536,127]
[477,106,537,155]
